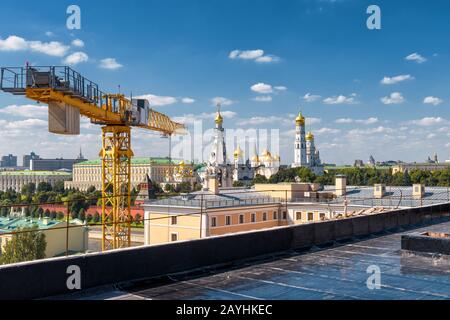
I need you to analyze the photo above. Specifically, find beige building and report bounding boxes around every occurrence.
[65,157,192,191]
[144,187,288,245]
[0,170,72,192]
[0,217,88,258]
[143,175,450,246]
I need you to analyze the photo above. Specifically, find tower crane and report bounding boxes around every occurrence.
[0,65,185,251]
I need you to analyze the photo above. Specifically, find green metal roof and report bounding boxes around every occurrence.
[0,217,84,233]
[0,171,72,176]
[76,157,186,166]
[0,217,59,232]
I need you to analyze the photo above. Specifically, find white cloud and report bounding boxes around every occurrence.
[211,97,236,106]
[381,92,405,104]
[229,49,263,60]
[251,83,273,94]
[405,52,427,64]
[323,94,357,105]
[255,55,280,63]
[380,74,414,85]
[173,111,237,125]
[181,97,195,104]
[4,118,47,130]
[237,116,283,126]
[253,96,272,102]
[423,96,443,106]
[408,117,448,126]
[99,58,123,70]
[0,104,47,119]
[0,35,69,57]
[45,31,54,37]
[426,133,436,139]
[229,49,279,64]
[315,128,341,135]
[348,126,394,136]
[303,93,321,102]
[63,52,89,65]
[71,39,85,48]
[274,86,287,91]
[335,117,378,125]
[135,94,177,107]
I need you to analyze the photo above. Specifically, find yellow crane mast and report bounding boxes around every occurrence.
[0,65,185,251]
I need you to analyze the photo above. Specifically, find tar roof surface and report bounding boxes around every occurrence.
[58,219,450,300]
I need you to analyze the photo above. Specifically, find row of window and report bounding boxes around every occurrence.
[211,211,288,228]
[169,211,289,228]
[295,211,326,221]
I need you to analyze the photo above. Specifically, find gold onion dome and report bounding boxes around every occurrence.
[179,160,185,166]
[306,132,314,141]
[295,112,305,126]
[234,146,243,158]
[215,112,223,125]
[251,155,259,162]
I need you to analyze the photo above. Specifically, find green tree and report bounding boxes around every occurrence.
[233,181,245,187]
[164,184,175,193]
[134,213,142,224]
[0,226,46,265]
[21,183,36,196]
[53,180,65,193]
[37,182,52,193]
[78,208,86,221]
[253,174,268,184]
[49,211,57,219]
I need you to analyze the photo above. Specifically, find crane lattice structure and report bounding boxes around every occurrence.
[0,66,185,251]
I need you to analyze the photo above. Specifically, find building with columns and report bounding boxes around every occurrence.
[291,111,324,175]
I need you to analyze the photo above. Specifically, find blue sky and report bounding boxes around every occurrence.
[0,0,449,165]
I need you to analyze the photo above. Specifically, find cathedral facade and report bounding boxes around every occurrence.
[200,105,280,189]
[291,112,324,175]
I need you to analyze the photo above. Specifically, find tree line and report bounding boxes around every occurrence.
[251,167,450,187]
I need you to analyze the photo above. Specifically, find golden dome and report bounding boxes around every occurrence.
[274,155,281,161]
[251,155,259,162]
[295,112,305,126]
[234,146,243,158]
[306,132,314,141]
[179,160,185,166]
[215,112,223,125]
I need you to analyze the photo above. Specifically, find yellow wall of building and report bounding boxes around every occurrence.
[0,222,88,259]
[145,204,285,245]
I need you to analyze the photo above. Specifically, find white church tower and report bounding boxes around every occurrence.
[292,111,307,168]
[209,103,228,166]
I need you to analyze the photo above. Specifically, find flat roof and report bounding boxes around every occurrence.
[0,171,72,176]
[59,219,450,300]
[0,217,84,233]
[146,189,280,209]
[76,157,185,166]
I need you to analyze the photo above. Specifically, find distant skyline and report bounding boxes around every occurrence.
[0,0,449,165]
